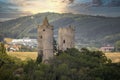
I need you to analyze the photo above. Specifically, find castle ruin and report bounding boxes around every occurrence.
[38,17,54,63]
[58,26,75,51]
[38,17,75,62]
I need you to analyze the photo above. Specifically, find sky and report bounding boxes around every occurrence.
[0,0,120,22]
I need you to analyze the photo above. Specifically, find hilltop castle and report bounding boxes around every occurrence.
[38,17,75,62]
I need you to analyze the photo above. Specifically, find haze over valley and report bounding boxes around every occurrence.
[0,12,120,47]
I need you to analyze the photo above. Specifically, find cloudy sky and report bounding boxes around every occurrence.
[0,0,120,22]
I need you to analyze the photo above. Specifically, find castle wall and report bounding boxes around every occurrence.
[42,28,54,62]
[58,26,75,51]
[37,26,43,57]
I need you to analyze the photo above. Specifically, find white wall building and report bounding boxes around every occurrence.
[11,38,37,47]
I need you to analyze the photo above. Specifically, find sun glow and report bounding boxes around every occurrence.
[19,0,70,14]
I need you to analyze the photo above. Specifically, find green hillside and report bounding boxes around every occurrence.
[0,12,120,47]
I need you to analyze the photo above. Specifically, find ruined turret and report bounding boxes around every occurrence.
[58,26,75,51]
[38,17,54,63]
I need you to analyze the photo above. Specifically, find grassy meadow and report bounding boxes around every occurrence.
[105,52,120,63]
[8,52,38,60]
[8,52,120,63]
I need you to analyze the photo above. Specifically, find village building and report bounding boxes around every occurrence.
[100,45,115,52]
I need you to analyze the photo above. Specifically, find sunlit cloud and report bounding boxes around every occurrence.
[0,0,120,22]
[8,0,75,14]
[0,0,76,21]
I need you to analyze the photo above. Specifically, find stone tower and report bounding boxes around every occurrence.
[58,26,75,51]
[38,17,54,63]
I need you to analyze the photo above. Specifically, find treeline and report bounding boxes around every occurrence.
[0,33,4,42]
[0,43,120,80]
[0,43,23,80]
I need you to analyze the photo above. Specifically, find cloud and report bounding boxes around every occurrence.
[0,0,120,22]
[5,0,76,14]
[0,0,74,21]
[0,0,32,22]
[2,0,120,15]
[0,0,91,15]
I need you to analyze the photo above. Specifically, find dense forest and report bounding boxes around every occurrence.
[0,43,120,80]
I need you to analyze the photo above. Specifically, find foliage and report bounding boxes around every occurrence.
[36,53,42,63]
[115,40,120,51]
[0,43,6,55]
[89,63,120,80]
[0,33,4,42]
[22,48,120,80]
[0,43,23,80]
[0,46,120,80]
[53,38,57,53]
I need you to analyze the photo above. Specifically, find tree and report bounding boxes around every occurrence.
[0,33,4,42]
[0,43,6,55]
[0,47,119,80]
[115,41,120,51]
[53,38,57,53]
[0,43,18,80]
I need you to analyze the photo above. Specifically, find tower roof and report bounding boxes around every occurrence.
[43,17,49,26]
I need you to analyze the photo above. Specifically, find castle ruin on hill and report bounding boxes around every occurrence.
[38,17,75,63]
[58,26,75,51]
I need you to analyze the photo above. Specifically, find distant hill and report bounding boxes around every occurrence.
[0,12,120,47]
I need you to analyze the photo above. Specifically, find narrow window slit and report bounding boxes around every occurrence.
[63,40,65,43]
